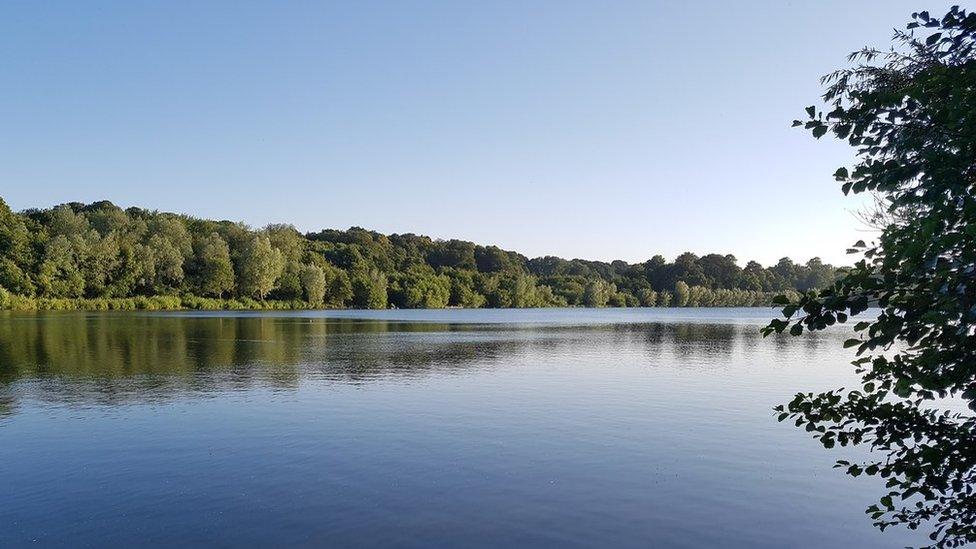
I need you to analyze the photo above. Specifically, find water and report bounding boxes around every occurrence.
[0,308,924,548]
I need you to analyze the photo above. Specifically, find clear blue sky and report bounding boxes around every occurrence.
[0,1,952,266]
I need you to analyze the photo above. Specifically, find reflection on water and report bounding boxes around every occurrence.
[0,312,828,406]
[0,309,919,548]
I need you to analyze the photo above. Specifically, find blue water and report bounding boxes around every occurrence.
[0,308,923,547]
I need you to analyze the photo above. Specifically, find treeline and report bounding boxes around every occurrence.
[0,198,841,310]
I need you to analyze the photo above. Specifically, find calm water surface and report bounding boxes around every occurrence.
[0,308,923,547]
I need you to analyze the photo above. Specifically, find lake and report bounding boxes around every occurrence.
[0,308,924,548]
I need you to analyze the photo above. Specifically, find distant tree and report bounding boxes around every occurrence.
[442,268,487,308]
[673,281,690,307]
[84,201,129,236]
[46,205,90,236]
[765,8,976,547]
[770,257,799,290]
[671,252,709,287]
[320,262,353,307]
[148,234,185,292]
[657,291,673,307]
[236,236,284,299]
[607,291,628,307]
[582,279,614,307]
[148,215,192,258]
[0,198,34,295]
[699,253,743,289]
[474,245,512,273]
[390,268,451,309]
[548,276,586,306]
[741,260,768,291]
[637,288,658,307]
[351,269,387,309]
[265,224,305,264]
[299,263,326,307]
[428,240,477,270]
[128,242,157,293]
[189,233,235,298]
[798,257,838,291]
[37,236,84,297]
[272,261,304,300]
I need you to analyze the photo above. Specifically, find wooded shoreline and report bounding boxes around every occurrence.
[0,198,836,311]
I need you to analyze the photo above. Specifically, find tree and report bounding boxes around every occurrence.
[442,268,486,308]
[272,261,304,300]
[389,268,451,309]
[474,246,512,273]
[37,235,84,297]
[428,240,477,270]
[0,198,34,295]
[148,234,185,292]
[582,279,614,307]
[265,224,305,264]
[128,242,157,294]
[236,236,284,299]
[699,253,742,289]
[742,260,768,291]
[299,263,326,307]
[321,262,353,307]
[764,8,976,547]
[637,288,658,307]
[189,233,235,297]
[148,215,192,259]
[670,252,709,287]
[351,269,387,309]
[46,204,90,236]
[673,281,690,307]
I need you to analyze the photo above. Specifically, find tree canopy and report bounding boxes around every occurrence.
[0,196,840,310]
[765,7,976,547]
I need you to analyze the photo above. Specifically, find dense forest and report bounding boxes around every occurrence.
[0,198,842,310]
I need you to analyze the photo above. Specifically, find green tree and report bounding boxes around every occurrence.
[83,231,124,297]
[0,198,34,295]
[128,242,157,294]
[46,204,90,236]
[474,245,513,273]
[149,215,193,257]
[637,288,658,307]
[582,279,614,307]
[673,281,690,307]
[273,261,304,300]
[148,234,185,292]
[236,236,284,299]
[765,9,976,547]
[656,291,673,307]
[189,233,235,297]
[442,268,486,308]
[265,224,305,264]
[37,235,84,297]
[352,269,387,309]
[322,263,353,307]
[390,268,451,309]
[428,240,477,270]
[299,263,326,307]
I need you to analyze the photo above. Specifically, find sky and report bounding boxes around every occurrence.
[0,1,955,266]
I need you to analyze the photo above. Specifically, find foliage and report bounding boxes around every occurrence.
[351,268,388,309]
[188,232,235,297]
[236,236,284,299]
[299,263,326,307]
[389,267,451,309]
[0,197,838,311]
[764,8,976,547]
